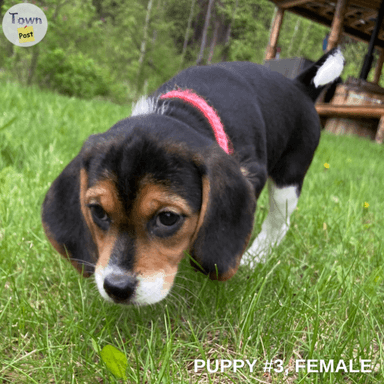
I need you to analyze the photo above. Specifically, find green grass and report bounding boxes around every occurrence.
[1,80,383,383]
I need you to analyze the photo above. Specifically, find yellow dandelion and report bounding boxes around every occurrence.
[324,163,330,169]
[363,202,369,208]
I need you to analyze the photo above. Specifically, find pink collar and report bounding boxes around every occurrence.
[160,89,233,155]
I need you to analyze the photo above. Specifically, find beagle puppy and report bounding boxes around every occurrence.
[42,49,344,305]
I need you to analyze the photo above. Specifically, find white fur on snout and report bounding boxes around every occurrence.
[95,265,170,306]
[95,265,115,303]
[134,273,170,305]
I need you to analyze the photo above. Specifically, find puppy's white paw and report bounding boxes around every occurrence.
[240,248,268,269]
[240,231,271,268]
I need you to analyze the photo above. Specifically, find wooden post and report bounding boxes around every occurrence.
[327,0,348,50]
[316,104,384,118]
[360,0,384,79]
[373,48,384,84]
[265,7,285,60]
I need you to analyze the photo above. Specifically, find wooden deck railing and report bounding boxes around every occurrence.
[315,103,384,143]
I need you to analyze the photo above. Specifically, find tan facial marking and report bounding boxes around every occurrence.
[80,169,122,270]
[132,182,200,288]
[190,176,210,245]
[133,183,194,218]
[81,170,202,298]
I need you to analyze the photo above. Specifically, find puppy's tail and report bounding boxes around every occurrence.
[294,48,345,102]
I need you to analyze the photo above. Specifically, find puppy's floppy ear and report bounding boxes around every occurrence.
[41,154,96,277]
[190,146,256,281]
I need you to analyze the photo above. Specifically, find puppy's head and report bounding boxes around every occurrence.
[42,119,255,305]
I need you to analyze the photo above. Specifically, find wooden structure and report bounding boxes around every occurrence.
[317,77,384,141]
[266,0,384,143]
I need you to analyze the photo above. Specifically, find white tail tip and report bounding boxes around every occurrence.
[131,96,156,116]
[313,48,344,88]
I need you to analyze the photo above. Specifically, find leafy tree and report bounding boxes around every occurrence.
[0,0,378,102]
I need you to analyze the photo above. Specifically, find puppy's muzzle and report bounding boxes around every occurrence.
[103,272,137,303]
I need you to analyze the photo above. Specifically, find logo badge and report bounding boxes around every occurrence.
[2,3,48,47]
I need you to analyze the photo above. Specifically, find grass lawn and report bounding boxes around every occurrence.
[1,81,383,384]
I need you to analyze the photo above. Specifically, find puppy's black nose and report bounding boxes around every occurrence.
[104,274,137,302]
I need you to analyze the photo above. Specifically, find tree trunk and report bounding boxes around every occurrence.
[196,0,215,65]
[207,19,219,64]
[287,18,301,57]
[222,0,238,61]
[297,22,312,56]
[180,0,196,68]
[137,0,154,94]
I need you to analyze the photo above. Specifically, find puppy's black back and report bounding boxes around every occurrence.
[156,61,318,173]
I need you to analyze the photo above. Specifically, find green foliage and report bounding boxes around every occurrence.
[163,0,194,52]
[36,48,110,99]
[278,12,327,61]
[0,116,22,170]
[225,0,275,63]
[0,0,380,103]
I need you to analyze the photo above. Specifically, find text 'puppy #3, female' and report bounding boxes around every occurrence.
[42,48,344,305]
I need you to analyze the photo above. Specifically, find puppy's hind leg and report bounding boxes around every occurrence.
[241,178,299,267]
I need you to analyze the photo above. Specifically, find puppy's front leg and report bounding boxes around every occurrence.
[242,178,299,267]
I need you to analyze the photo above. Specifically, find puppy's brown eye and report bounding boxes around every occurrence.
[157,212,179,227]
[149,211,184,238]
[88,204,110,230]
